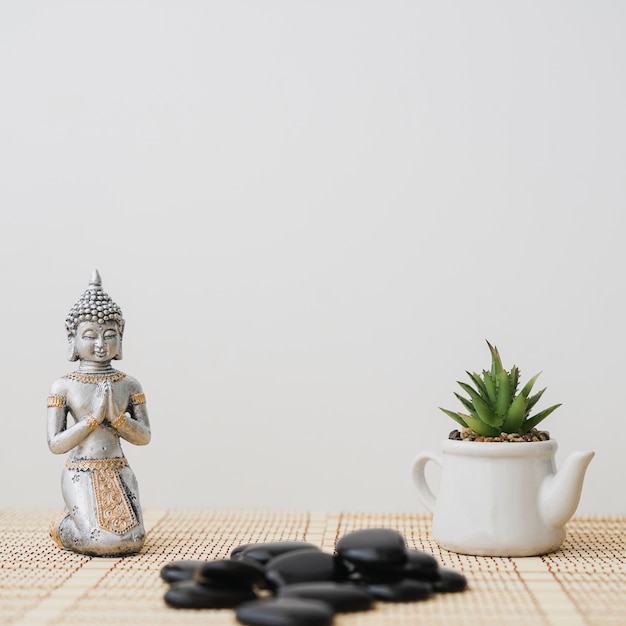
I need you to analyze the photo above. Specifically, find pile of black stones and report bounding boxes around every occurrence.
[161,527,467,626]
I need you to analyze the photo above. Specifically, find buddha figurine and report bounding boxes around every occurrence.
[47,270,151,556]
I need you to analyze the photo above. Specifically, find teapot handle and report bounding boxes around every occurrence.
[412,451,442,513]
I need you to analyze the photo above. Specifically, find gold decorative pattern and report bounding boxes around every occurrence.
[66,458,129,471]
[47,395,66,408]
[111,413,126,429]
[65,458,137,535]
[64,371,127,384]
[84,414,99,432]
[130,392,146,405]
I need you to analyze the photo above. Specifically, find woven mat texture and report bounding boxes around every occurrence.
[1,511,625,626]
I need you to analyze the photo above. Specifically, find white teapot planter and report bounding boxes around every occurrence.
[412,439,594,557]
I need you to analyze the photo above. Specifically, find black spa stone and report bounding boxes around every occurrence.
[236,598,335,626]
[348,549,440,582]
[431,567,468,593]
[164,579,257,609]
[403,549,440,578]
[264,549,345,589]
[364,579,433,602]
[195,558,266,589]
[232,542,321,565]
[336,528,407,568]
[277,582,374,613]
[160,560,204,584]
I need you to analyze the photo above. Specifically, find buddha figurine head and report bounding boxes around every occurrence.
[65,270,125,362]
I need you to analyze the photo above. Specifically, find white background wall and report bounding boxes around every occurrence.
[1,0,624,514]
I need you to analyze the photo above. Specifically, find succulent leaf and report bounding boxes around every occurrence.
[508,366,519,394]
[495,370,511,417]
[470,393,503,428]
[439,407,469,429]
[521,403,562,432]
[461,413,501,437]
[467,371,489,401]
[482,371,497,404]
[520,371,541,398]
[487,341,503,379]
[454,392,479,418]
[526,388,546,413]
[457,382,501,426]
[501,392,527,433]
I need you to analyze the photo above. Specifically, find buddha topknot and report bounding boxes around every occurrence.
[65,269,124,336]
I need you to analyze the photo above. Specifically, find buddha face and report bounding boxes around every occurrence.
[72,321,122,363]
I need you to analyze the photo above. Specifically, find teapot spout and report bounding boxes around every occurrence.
[539,450,594,529]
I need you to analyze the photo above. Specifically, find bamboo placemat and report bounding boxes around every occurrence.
[1,510,625,626]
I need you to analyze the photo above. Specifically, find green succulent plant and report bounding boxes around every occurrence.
[440,341,561,437]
